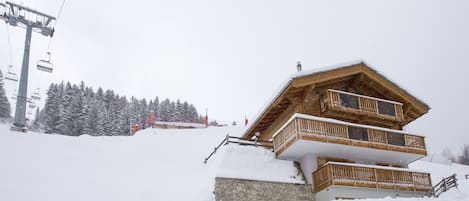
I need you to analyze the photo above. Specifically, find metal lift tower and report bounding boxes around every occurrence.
[0,1,56,132]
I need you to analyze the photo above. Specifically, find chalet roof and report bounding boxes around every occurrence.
[243,60,430,138]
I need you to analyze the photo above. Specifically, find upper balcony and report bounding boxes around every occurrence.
[313,162,432,193]
[272,113,426,164]
[321,89,405,127]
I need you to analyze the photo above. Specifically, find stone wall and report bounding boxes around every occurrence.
[214,177,314,201]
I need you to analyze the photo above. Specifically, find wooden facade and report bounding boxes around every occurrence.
[313,163,432,193]
[242,61,431,198]
[244,62,430,140]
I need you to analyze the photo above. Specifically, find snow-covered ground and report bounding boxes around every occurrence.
[0,123,237,201]
[0,123,468,201]
[0,123,300,201]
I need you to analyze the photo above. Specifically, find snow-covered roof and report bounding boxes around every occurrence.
[243,60,430,138]
[243,61,362,138]
[154,121,206,128]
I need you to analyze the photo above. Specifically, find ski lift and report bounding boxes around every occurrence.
[31,88,41,100]
[27,110,33,115]
[37,52,53,73]
[28,101,36,109]
[4,65,18,82]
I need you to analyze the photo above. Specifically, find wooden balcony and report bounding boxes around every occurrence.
[322,89,404,125]
[273,114,426,160]
[313,162,432,193]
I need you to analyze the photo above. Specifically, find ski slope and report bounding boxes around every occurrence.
[0,123,468,201]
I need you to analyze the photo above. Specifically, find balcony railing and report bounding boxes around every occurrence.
[325,89,404,121]
[313,162,432,193]
[272,114,426,156]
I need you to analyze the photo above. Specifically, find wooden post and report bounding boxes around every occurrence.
[374,169,378,189]
[296,118,301,139]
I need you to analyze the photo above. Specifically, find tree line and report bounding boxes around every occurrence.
[0,70,11,120]
[33,81,204,136]
[441,144,469,165]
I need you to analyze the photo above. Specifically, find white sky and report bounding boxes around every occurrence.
[1,0,468,154]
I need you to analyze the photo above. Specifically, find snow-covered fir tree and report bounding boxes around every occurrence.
[36,81,203,136]
[0,70,11,120]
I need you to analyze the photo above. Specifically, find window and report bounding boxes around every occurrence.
[348,126,368,141]
[339,93,359,109]
[377,101,396,116]
[387,132,405,146]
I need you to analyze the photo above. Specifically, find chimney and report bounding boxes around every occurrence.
[297,61,302,72]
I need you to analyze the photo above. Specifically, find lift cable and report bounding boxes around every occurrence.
[46,0,66,53]
[5,23,13,66]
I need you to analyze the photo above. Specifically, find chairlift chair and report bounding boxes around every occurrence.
[31,88,41,100]
[5,65,18,82]
[28,101,36,109]
[27,110,33,115]
[37,52,53,73]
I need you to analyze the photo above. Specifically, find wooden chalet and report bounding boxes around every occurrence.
[243,61,432,200]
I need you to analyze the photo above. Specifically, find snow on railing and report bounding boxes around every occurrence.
[203,135,273,164]
[431,174,458,198]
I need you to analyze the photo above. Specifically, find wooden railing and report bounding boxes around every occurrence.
[431,174,458,198]
[327,89,404,121]
[273,115,426,155]
[273,119,299,155]
[312,163,432,193]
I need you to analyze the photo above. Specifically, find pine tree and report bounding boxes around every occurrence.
[0,70,11,119]
[82,86,96,135]
[56,82,74,135]
[182,101,189,122]
[139,98,148,128]
[128,97,140,128]
[31,107,41,130]
[95,99,106,136]
[169,101,176,122]
[153,96,160,121]
[69,84,86,136]
[43,84,60,133]
[174,99,184,122]
[188,104,199,123]
[117,96,131,135]
[159,98,171,122]
[459,145,469,165]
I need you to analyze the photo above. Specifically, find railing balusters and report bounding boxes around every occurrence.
[326,89,403,121]
[274,116,426,155]
[313,163,432,193]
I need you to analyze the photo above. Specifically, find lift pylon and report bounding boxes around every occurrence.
[1,2,56,132]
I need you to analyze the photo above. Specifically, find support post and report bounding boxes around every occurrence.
[12,25,33,130]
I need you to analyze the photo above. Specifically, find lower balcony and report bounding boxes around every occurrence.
[272,113,427,164]
[313,162,432,193]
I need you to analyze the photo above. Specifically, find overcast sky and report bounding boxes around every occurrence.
[1,0,468,154]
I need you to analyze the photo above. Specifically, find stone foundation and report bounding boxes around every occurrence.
[214,177,314,201]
